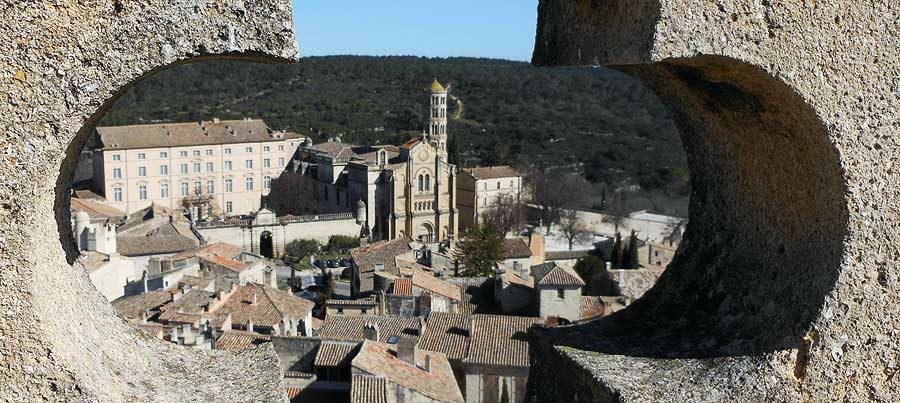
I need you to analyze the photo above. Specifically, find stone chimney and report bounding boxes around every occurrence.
[397,335,416,366]
[246,320,254,333]
[423,354,431,373]
[363,322,380,342]
[530,233,546,265]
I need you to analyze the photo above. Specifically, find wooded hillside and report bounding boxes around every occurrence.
[100,56,689,215]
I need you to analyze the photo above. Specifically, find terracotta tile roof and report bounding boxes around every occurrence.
[581,296,605,319]
[80,251,112,274]
[465,314,542,368]
[70,197,126,221]
[111,290,172,319]
[545,249,591,261]
[72,189,106,201]
[530,262,586,287]
[463,165,521,180]
[178,275,213,290]
[212,284,314,329]
[326,298,377,307]
[96,119,301,150]
[202,254,249,272]
[314,341,360,367]
[157,310,202,325]
[350,375,391,403]
[500,268,534,289]
[350,237,412,293]
[400,136,422,149]
[418,312,470,361]
[411,271,461,302]
[352,340,463,403]
[215,330,272,351]
[392,278,413,296]
[116,204,200,256]
[445,277,493,315]
[160,289,216,316]
[306,141,396,163]
[503,237,533,259]
[166,242,241,262]
[319,315,421,343]
[287,387,350,403]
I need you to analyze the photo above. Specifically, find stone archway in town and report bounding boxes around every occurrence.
[416,222,435,243]
[259,230,274,259]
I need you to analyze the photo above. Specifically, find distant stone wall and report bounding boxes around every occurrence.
[198,216,361,257]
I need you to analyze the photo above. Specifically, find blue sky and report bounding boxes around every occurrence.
[292,0,538,61]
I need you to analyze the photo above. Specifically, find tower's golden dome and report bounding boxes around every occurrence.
[430,78,445,92]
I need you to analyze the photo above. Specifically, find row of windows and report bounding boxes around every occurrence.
[429,123,446,135]
[430,96,446,105]
[481,180,518,191]
[111,176,272,202]
[108,145,288,161]
[430,107,446,119]
[111,158,285,178]
[415,201,434,211]
[417,174,432,193]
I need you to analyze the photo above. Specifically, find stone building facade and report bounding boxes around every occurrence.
[93,119,304,216]
[456,166,522,231]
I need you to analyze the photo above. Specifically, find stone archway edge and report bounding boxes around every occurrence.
[1,1,297,401]
[528,1,898,402]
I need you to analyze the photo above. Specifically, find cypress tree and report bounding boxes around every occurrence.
[610,232,622,270]
[627,230,640,269]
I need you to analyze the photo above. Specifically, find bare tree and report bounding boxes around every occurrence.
[558,209,592,250]
[527,168,587,235]
[601,193,630,234]
[480,193,524,236]
[265,172,321,216]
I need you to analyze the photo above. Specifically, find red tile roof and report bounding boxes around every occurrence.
[212,284,314,329]
[465,314,542,368]
[418,312,470,361]
[530,262,586,287]
[503,237,533,259]
[463,165,521,180]
[319,315,421,343]
[350,375,391,403]
[352,340,463,403]
[392,278,413,296]
[96,119,301,150]
[581,296,605,319]
[314,341,360,367]
[215,330,272,351]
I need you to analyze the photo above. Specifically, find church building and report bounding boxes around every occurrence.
[298,79,458,243]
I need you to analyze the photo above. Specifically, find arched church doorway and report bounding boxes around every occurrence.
[260,231,274,259]
[416,223,434,243]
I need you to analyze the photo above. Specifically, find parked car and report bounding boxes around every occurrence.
[327,260,339,268]
[340,258,351,267]
[314,260,327,269]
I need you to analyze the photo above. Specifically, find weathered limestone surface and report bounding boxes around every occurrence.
[529,1,899,402]
[0,1,297,401]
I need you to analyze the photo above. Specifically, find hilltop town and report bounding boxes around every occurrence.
[72,79,685,403]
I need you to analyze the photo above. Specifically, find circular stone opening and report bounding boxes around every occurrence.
[540,55,848,359]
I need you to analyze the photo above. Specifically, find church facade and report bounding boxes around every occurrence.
[298,79,458,243]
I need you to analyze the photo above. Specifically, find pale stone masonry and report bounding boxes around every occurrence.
[456,166,522,231]
[93,119,305,216]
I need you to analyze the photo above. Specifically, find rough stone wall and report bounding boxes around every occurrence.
[0,1,297,401]
[529,1,900,402]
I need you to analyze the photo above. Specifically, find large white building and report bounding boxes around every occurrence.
[457,165,523,230]
[93,119,304,216]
